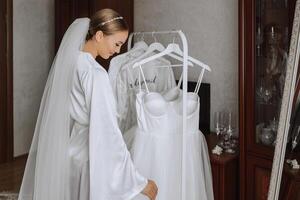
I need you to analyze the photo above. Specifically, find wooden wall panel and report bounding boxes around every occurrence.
[0,0,13,164]
[55,0,134,68]
[55,0,90,50]
[91,0,134,68]
[91,0,134,32]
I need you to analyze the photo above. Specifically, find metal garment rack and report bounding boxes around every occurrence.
[127,30,189,200]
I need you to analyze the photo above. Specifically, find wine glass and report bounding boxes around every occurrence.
[256,78,265,103]
[226,111,237,153]
[256,26,264,56]
[263,88,272,103]
[214,111,229,148]
[214,111,222,136]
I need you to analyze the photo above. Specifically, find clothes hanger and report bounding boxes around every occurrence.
[127,32,146,51]
[126,34,149,54]
[123,33,180,73]
[132,32,194,67]
[132,41,211,72]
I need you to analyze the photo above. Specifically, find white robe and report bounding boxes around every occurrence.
[69,51,147,200]
[109,43,176,134]
[108,41,148,98]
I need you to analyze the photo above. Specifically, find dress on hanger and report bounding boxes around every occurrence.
[108,43,176,135]
[69,51,147,200]
[108,41,148,98]
[128,68,214,200]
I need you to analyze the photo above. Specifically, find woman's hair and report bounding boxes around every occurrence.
[86,8,128,40]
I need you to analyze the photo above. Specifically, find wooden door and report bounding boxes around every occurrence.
[0,0,13,164]
[55,0,134,69]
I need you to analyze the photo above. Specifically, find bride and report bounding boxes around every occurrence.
[18,8,157,200]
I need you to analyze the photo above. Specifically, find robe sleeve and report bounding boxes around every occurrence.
[80,66,147,200]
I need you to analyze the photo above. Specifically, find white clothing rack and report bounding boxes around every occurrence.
[128,32,211,72]
[128,30,204,200]
[128,30,181,51]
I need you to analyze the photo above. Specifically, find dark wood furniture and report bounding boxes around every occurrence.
[239,0,298,199]
[205,133,239,200]
[55,0,134,69]
[280,161,300,200]
[0,0,13,164]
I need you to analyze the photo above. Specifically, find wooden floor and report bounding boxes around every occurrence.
[0,155,27,193]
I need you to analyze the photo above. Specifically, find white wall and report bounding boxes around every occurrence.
[134,0,239,132]
[13,0,54,156]
[12,0,238,156]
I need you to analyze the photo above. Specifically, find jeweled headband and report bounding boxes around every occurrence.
[99,16,124,26]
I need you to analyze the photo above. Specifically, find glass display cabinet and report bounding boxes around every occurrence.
[255,0,290,147]
[239,0,298,199]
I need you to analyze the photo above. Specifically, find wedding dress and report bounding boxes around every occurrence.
[108,43,176,134]
[128,68,214,200]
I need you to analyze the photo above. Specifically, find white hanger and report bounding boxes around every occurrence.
[127,40,148,53]
[128,32,146,51]
[133,32,194,67]
[122,43,170,72]
[128,32,193,67]
[132,42,211,72]
[144,42,194,67]
[134,41,207,92]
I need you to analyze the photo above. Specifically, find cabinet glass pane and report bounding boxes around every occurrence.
[255,0,291,146]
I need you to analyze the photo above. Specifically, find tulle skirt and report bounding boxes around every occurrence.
[126,127,214,200]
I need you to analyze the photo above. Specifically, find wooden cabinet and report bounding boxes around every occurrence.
[55,0,134,68]
[247,154,272,200]
[280,164,300,200]
[205,133,239,200]
[239,0,298,199]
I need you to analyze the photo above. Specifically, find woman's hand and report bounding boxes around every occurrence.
[141,179,158,200]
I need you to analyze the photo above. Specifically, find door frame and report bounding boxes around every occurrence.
[0,0,13,164]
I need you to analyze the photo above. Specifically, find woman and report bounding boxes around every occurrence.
[18,9,157,200]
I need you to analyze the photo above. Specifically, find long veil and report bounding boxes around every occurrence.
[18,18,90,200]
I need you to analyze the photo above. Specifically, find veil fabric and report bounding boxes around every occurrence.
[18,18,90,200]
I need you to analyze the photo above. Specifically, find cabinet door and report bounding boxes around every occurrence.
[247,155,272,200]
[285,183,300,199]
[211,163,220,200]
[249,0,296,157]
[239,0,296,199]
[247,154,291,200]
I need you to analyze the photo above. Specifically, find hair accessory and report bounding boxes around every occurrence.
[100,16,123,26]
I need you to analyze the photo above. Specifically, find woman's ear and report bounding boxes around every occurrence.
[95,30,104,42]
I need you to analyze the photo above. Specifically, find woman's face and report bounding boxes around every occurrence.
[95,30,128,59]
